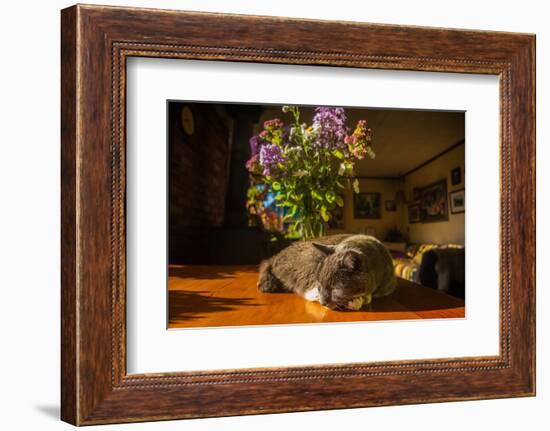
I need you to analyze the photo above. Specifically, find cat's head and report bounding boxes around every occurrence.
[312,242,375,310]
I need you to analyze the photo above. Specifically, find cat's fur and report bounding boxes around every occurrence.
[257,234,397,310]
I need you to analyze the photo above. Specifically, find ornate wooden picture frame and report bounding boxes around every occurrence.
[61,4,535,425]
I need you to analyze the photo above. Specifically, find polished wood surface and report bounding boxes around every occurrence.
[168,265,464,329]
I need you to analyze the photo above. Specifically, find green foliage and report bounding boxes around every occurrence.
[246,106,375,240]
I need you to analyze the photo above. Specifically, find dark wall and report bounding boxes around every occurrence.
[168,103,231,264]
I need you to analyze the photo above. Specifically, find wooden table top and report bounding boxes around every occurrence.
[168,265,465,329]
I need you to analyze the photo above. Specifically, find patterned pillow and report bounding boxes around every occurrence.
[393,258,419,282]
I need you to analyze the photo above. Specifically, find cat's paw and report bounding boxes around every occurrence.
[257,279,277,292]
[347,295,370,311]
[257,269,282,292]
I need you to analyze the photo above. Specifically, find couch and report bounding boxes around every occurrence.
[389,243,465,299]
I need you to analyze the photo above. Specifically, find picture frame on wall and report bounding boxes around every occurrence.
[450,188,466,214]
[451,166,462,185]
[61,4,535,426]
[354,192,382,219]
[408,203,422,223]
[419,179,449,222]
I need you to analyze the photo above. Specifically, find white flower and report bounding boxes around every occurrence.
[293,169,308,178]
[338,163,346,176]
[287,146,303,156]
[353,179,360,194]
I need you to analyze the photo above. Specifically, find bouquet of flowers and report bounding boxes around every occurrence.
[246,106,375,240]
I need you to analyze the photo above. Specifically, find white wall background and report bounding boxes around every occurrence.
[0,0,546,429]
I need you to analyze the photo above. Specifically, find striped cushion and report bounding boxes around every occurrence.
[393,243,464,283]
[393,258,419,282]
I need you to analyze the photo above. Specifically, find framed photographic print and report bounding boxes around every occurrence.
[169,101,442,329]
[450,188,466,214]
[407,203,421,223]
[419,179,449,222]
[354,192,382,219]
[61,4,535,426]
[451,166,462,185]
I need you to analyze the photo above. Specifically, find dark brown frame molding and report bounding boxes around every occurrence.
[61,4,535,425]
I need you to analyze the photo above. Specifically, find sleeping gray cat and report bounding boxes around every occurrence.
[257,234,397,310]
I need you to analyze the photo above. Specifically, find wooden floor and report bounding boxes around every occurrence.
[168,265,465,329]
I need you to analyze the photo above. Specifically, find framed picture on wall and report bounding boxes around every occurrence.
[451,166,462,185]
[354,192,381,219]
[408,203,421,223]
[420,179,449,222]
[450,188,466,214]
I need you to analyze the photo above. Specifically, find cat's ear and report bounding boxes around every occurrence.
[312,242,336,255]
[342,250,363,271]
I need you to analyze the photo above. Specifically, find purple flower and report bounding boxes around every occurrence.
[249,135,261,157]
[312,107,348,152]
[259,144,285,177]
